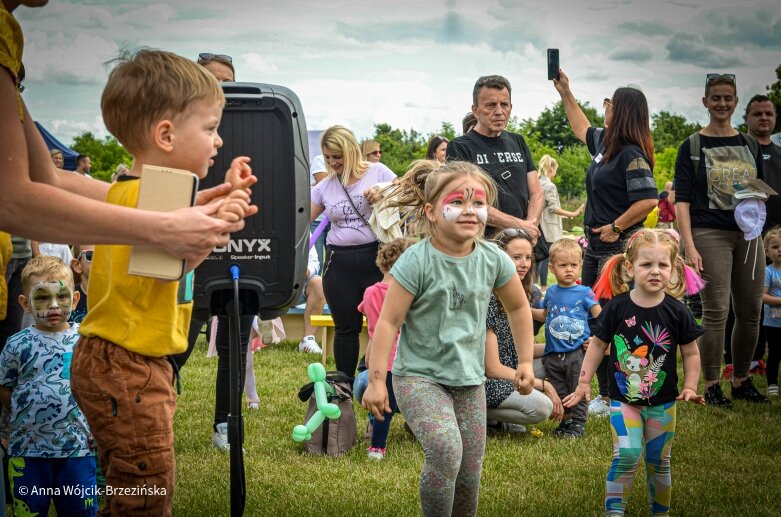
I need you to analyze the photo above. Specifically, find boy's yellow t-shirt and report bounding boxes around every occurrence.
[79,178,192,356]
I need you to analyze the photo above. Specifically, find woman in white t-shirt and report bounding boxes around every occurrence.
[311,126,397,376]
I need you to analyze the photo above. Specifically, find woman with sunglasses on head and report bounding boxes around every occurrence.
[484,228,562,433]
[312,126,397,377]
[674,73,768,407]
[552,70,659,416]
[197,52,235,83]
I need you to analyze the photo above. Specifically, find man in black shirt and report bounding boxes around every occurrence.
[447,75,543,238]
[744,94,781,231]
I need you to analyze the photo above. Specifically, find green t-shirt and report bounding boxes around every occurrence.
[390,238,515,386]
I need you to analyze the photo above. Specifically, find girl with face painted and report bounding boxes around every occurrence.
[362,161,535,516]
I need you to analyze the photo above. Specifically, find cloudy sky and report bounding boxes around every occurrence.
[15,0,781,146]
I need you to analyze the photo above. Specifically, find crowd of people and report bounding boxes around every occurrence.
[2,2,781,516]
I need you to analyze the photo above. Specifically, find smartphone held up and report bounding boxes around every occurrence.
[547,49,560,80]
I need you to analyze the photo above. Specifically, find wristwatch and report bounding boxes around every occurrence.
[611,222,622,235]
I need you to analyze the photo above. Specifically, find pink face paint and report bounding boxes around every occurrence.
[440,188,488,223]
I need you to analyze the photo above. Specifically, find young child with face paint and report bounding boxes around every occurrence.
[362,161,535,516]
[0,256,97,516]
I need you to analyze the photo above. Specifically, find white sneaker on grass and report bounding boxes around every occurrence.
[298,336,322,354]
[212,423,230,452]
[588,398,611,417]
[212,423,245,453]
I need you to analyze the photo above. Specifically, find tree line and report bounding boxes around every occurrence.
[71,65,781,194]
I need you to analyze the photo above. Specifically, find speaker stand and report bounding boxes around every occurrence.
[223,266,250,517]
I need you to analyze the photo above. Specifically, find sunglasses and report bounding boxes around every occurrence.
[372,150,382,156]
[198,53,233,64]
[603,98,613,109]
[494,228,532,245]
[706,73,736,86]
[79,251,93,262]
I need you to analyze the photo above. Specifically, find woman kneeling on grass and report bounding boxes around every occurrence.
[564,229,706,516]
[362,161,535,516]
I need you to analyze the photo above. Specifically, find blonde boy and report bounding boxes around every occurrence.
[70,49,256,516]
[541,238,601,438]
[0,256,96,516]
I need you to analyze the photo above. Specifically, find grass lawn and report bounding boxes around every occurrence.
[171,337,781,516]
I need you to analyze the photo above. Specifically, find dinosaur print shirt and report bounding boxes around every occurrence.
[594,293,703,406]
[0,325,93,457]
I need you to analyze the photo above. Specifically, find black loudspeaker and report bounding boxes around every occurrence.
[192,82,310,321]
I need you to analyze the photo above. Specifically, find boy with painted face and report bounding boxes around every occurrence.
[0,256,97,516]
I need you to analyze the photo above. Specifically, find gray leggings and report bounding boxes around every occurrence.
[487,389,553,425]
[692,228,765,381]
[393,375,486,517]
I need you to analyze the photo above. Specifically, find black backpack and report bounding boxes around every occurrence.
[297,371,357,456]
[687,131,759,171]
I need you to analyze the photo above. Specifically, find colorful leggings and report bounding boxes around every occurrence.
[606,400,677,516]
[393,375,486,517]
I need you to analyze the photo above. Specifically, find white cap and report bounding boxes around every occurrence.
[734,199,766,241]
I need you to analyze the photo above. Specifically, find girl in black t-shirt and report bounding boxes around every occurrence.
[563,229,705,516]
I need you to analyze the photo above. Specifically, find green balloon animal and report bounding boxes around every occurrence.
[291,363,342,442]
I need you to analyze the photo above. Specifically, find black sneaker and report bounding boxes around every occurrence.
[705,383,733,409]
[551,420,571,437]
[731,377,771,404]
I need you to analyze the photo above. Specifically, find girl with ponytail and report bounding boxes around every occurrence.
[563,228,706,516]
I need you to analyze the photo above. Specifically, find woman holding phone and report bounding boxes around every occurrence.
[552,70,659,415]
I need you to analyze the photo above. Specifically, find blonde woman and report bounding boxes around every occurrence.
[536,154,583,286]
[361,139,382,163]
[311,126,396,376]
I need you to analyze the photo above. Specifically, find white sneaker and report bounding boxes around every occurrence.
[769,384,779,397]
[212,423,245,452]
[588,398,611,417]
[298,336,322,354]
[259,320,273,344]
[212,423,230,452]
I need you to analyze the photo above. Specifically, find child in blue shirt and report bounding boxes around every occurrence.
[542,238,601,437]
[0,256,96,516]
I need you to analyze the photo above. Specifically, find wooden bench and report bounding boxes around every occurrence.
[310,315,368,365]
[280,305,368,364]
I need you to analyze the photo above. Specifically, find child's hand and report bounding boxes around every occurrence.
[562,383,590,409]
[542,383,564,423]
[362,380,391,421]
[363,186,383,205]
[676,387,706,405]
[224,156,257,193]
[514,362,535,395]
[216,189,255,222]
